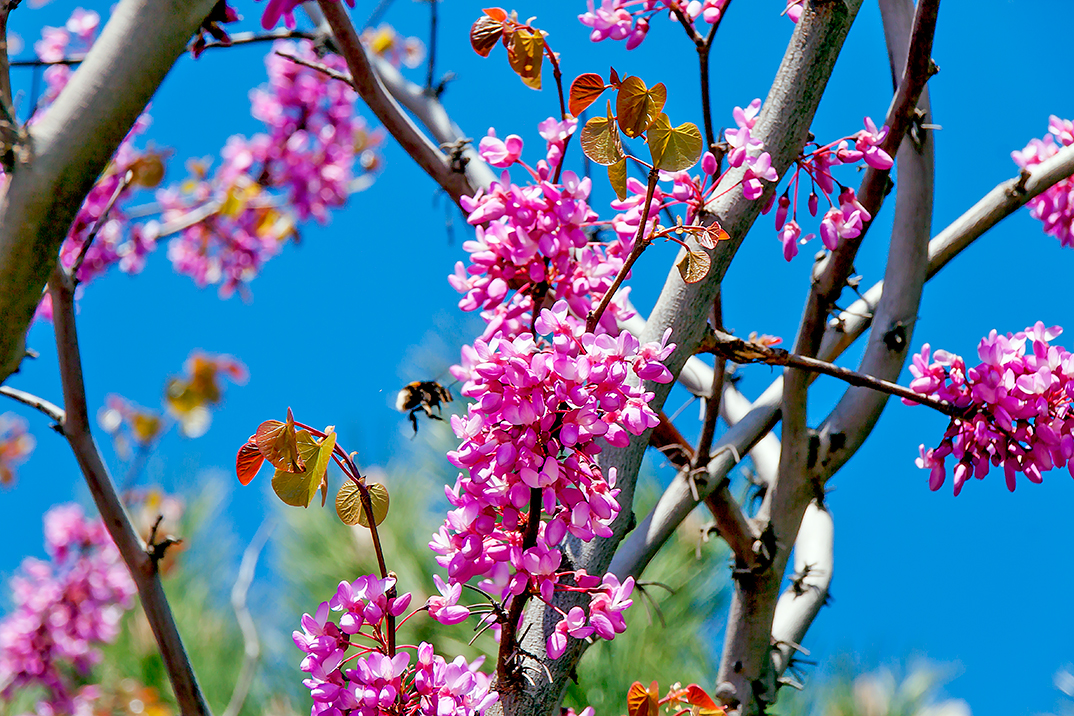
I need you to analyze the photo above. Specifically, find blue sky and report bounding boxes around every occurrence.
[2,1,1072,714]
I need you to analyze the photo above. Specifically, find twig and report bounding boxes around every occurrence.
[276,50,353,84]
[699,329,964,419]
[0,0,16,112]
[425,0,438,92]
[71,169,133,281]
[586,168,658,332]
[0,385,65,424]
[317,0,473,207]
[49,263,211,716]
[694,292,725,464]
[223,520,275,716]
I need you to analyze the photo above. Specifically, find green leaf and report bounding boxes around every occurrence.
[616,76,666,138]
[579,100,624,166]
[677,248,711,284]
[608,158,628,201]
[271,429,336,508]
[647,114,703,172]
[336,480,391,527]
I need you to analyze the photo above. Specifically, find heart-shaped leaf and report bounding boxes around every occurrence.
[647,114,703,172]
[507,28,544,90]
[697,221,730,249]
[569,73,606,117]
[608,158,628,201]
[580,101,624,166]
[255,407,305,473]
[682,685,724,716]
[271,429,336,508]
[236,439,264,486]
[678,248,711,284]
[616,76,666,138]
[470,9,506,56]
[336,480,391,527]
[626,682,651,716]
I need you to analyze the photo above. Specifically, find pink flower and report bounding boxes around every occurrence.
[479,131,524,168]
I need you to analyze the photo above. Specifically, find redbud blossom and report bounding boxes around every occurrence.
[1011,116,1074,248]
[907,323,1074,495]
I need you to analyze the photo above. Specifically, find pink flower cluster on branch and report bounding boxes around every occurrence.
[578,0,729,49]
[907,323,1074,495]
[0,505,136,715]
[292,575,498,716]
[765,116,891,261]
[442,119,677,661]
[1012,116,1074,248]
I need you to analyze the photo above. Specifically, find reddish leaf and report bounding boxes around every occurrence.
[569,73,606,117]
[470,11,505,57]
[682,685,721,713]
[697,222,730,249]
[609,66,622,87]
[627,682,650,716]
[254,407,305,472]
[236,438,264,486]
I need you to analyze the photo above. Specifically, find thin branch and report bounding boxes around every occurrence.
[425,0,438,92]
[699,330,962,419]
[698,0,733,155]
[316,0,473,207]
[49,264,211,716]
[694,291,725,464]
[0,385,65,424]
[0,0,16,112]
[71,169,133,281]
[223,520,275,716]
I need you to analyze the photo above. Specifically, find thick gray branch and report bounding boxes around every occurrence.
[503,4,864,715]
[0,0,218,383]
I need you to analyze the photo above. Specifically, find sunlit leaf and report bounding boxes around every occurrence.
[236,439,264,486]
[627,682,651,716]
[616,76,667,138]
[579,101,624,166]
[507,28,544,90]
[678,248,711,284]
[697,221,730,249]
[647,114,703,172]
[336,480,391,527]
[271,430,336,508]
[470,9,505,56]
[255,407,305,473]
[682,685,724,716]
[608,158,628,201]
[609,66,621,88]
[569,73,606,116]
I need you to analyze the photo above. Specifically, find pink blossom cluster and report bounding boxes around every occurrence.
[766,117,891,261]
[1011,116,1074,248]
[260,0,354,29]
[0,412,35,486]
[30,8,99,110]
[578,0,729,50]
[433,299,663,658]
[907,323,1074,495]
[0,505,136,715]
[162,39,384,297]
[454,119,637,337]
[292,575,498,716]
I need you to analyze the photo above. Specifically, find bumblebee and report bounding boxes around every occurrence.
[396,381,453,434]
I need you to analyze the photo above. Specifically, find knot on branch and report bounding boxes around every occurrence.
[440,138,472,174]
[146,514,183,569]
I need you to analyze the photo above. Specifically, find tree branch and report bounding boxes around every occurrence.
[316,0,474,208]
[223,520,274,716]
[49,264,211,715]
[0,385,65,424]
[504,6,866,711]
[0,0,219,384]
